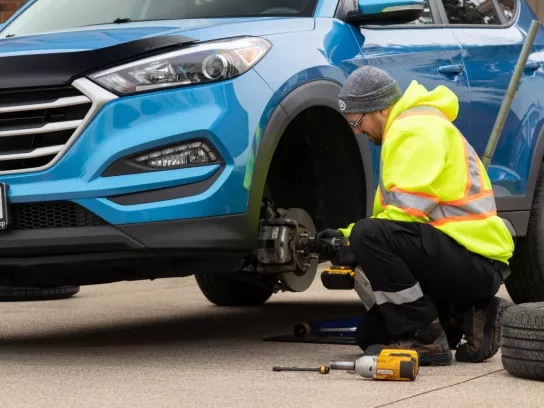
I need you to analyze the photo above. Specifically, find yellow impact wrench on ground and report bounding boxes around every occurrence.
[330,348,419,381]
[272,349,419,381]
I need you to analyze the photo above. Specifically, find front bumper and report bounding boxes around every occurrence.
[0,209,253,286]
[0,209,253,261]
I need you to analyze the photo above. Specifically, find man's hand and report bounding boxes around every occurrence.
[316,229,343,241]
[313,228,358,266]
[314,229,344,260]
[335,245,358,268]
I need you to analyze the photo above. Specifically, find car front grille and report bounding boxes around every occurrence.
[11,201,108,230]
[0,86,92,174]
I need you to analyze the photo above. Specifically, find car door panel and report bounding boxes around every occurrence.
[440,0,544,196]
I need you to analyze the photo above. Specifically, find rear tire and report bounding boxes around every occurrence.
[195,273,273,306]
[506,162,544,303]
[500,302,544,381]
[0,285,80,302]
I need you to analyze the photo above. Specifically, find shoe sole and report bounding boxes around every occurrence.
[456,296,509,363]
[421,335,453,366]
[483,297,509,360]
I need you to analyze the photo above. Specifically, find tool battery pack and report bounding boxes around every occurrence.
[320,266,355,290]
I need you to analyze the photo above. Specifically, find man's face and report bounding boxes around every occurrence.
[344,110,388,146]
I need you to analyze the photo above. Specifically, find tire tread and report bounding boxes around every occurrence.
[500,302,544,381]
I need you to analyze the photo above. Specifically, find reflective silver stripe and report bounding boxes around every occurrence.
[382,190,437,213]
[463,137,483,195]
[374,282,424,306]
[428,194,497,221]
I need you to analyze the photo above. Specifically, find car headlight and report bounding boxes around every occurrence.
[88,36,272,95]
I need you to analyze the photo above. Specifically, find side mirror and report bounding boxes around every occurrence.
[345,0,425,25]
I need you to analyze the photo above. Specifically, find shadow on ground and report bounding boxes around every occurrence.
[0,298,365,349]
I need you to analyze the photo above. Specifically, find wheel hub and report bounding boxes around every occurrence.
[255,207,318,292]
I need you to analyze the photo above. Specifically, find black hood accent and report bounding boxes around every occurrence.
[0,34,198,90]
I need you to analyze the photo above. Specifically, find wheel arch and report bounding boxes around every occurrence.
[496,122,544,238]
[245,79,375,237]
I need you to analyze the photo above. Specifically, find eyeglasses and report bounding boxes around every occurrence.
[348,113,365,128]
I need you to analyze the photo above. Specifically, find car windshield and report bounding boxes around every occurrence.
[0,0,317,38]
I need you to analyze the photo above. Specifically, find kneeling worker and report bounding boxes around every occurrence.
[316,66,515,366]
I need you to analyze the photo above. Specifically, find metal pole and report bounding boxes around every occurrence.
[482,19,542,169]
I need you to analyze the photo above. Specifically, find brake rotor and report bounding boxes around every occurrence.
[278,208,318,292]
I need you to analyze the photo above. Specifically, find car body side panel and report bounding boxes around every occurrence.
[254,18,360,99]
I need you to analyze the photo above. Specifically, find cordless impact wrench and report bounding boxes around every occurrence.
[273,348,420,381]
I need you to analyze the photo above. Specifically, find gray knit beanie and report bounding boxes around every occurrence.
[338,66,402,114]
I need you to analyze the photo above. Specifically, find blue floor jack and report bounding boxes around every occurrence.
[293,264,375,341]
[293,317,363,339]
[265,261,376,345]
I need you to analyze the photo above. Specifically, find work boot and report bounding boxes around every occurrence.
[455,296,509,363]
[364,319,453,366]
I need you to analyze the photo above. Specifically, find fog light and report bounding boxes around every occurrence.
[132,140,219,169]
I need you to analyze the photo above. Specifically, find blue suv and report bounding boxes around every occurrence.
[0,0,543,306]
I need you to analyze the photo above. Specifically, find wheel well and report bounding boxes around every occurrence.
[265,106,367,231]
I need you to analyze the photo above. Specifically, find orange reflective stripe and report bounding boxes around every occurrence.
[379,105,496,224]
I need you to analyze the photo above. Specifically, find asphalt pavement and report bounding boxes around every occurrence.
[0,266,541,408]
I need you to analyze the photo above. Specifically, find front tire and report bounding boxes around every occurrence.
[506,162,544,303]
[195,273,273,306]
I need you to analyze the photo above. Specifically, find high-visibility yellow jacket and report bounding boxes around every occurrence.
[339,80,515,265]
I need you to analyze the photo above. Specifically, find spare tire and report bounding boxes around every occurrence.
[0,286,80,302]
[500,302,544,381]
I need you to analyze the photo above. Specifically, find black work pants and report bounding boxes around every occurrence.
[348,218,504,346]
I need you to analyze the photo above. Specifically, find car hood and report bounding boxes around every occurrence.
[0,17,314,89]
[0,17,314,56]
